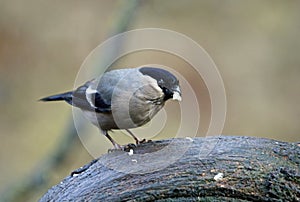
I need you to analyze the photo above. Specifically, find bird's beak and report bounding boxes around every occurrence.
[172,91,182,102]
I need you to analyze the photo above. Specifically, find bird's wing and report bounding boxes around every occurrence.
[72,80,111,113]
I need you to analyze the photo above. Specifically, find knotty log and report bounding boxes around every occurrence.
[40,136,300,201]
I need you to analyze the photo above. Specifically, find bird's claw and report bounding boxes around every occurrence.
[107,139,152,153]
[136,138,152,145]
[137,139,152,144]
[123,143,136,152]
[108,143,136,153]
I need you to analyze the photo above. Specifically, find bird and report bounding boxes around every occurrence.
[40,67,182,149]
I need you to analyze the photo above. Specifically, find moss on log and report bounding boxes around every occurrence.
[39,136,300,201]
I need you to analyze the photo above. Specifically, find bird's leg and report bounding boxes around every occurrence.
[103,131,122,150]
[125,129,147,145]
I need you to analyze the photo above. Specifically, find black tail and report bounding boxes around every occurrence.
[39,91,73,105]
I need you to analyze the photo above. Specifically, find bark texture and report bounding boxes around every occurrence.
[40,136,300,201]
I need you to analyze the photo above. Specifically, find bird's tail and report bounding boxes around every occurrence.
[39,91,73,105]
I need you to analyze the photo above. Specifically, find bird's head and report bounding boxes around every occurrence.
[139,67,181,102]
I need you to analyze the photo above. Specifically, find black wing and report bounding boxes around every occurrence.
[72,81,111,113]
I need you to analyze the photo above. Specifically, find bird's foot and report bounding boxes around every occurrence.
[108,143,136,153]
[108,147,122,153]
[107,143,125,153]
[125,129,152,145]
[123,143,136,152]
[136,138,152,145]
[107,140,152,153]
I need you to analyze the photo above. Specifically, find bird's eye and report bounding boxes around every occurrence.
[161,87,173,101]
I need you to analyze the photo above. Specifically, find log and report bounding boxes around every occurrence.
[39,136,300,201]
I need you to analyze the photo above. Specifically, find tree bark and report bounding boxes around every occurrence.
[39,136,300,201]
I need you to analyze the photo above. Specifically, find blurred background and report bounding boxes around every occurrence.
[1,0,299,201]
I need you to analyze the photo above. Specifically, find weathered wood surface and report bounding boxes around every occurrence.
[40,136,300,201]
